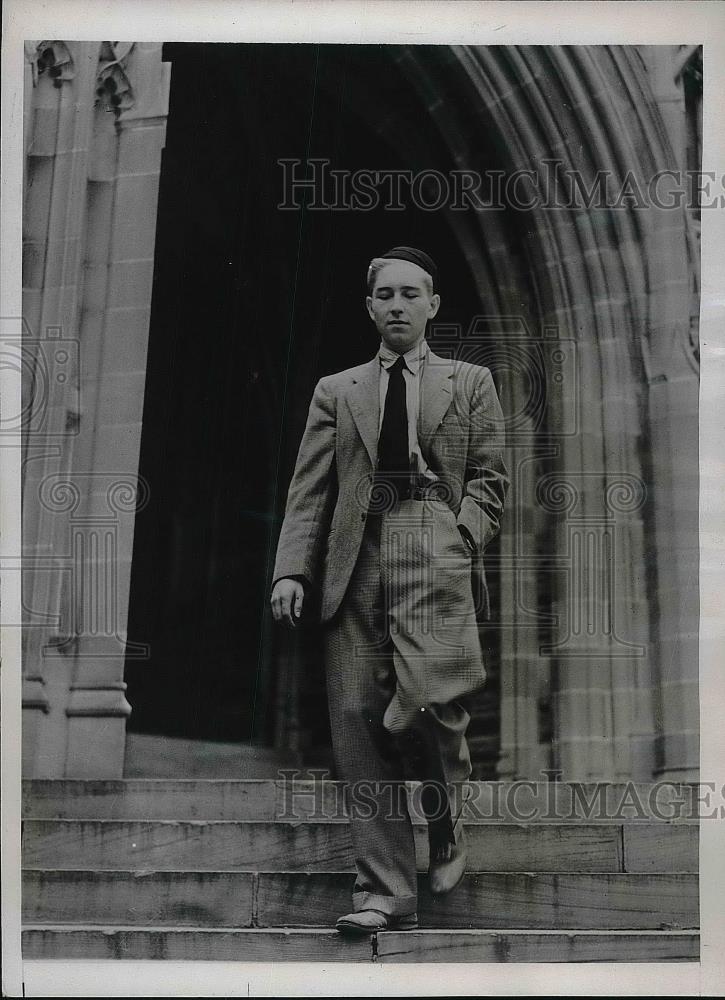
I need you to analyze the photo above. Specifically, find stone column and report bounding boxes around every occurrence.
[64,44,171,778]
[638,47,700,781]
[22,42,171,777]
[495,379,559,782]
[22,41,102,776]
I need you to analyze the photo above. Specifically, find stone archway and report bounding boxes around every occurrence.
[265,43,699,781]
[21,43,698,782]
[439,45,698,780]
[371,44,698,780]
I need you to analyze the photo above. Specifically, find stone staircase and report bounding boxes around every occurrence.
[21,779,699,962]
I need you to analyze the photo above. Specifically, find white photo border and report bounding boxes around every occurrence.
[2,1,724,995]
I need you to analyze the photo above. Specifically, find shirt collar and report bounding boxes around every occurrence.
[378,336,429,374]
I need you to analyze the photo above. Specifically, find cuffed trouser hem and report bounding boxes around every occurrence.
[352,890,418,917]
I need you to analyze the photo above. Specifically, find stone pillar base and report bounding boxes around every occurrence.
[64,683,131,778]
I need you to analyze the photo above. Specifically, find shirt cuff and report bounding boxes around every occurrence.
[272,574,311,590]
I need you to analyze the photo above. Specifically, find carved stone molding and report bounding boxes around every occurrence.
[22,676,50,713]
[673,44,702,84]
[66,682,132,718]
[95,42,136,116]
[24,40,137,117]
[24,40,75,87]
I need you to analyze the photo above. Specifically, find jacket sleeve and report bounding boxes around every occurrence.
[271,376,338,588]
[456,367,509,554]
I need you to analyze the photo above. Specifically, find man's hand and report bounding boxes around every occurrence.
[270,577,306,627]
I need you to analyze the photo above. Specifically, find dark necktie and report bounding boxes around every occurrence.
[377,355,410,496]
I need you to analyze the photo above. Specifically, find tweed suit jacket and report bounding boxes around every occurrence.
[272,347,509,624]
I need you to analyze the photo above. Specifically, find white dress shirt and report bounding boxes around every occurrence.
[377,336,475,552]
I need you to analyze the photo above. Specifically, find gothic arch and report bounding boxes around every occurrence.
[371,44,699,779]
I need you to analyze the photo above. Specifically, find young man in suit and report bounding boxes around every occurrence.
[270,246,508,934]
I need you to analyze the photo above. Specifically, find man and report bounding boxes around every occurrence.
[270,246,508,934]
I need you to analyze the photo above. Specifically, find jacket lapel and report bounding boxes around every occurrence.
[419,350,455,449]
[345,349,455,466]
[346,358,380,466]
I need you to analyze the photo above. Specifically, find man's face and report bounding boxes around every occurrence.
[366,260,441,353]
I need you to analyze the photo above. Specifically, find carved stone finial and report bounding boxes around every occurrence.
[25,40,75,87]
[95,41,136,117]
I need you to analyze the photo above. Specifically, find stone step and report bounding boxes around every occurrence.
[375,928,700,963]
[21,926,700,962]
[22,870,699,930]
[22,778,700,823]
[21,818,697,873]
[123,734,302,779]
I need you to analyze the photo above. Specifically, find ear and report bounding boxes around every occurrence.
[365,295,375,322]
[428,293,441,319]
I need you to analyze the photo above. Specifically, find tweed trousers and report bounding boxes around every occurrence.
[322,497,483,915]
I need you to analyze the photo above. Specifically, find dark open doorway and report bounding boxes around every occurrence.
[124,43,506,775]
